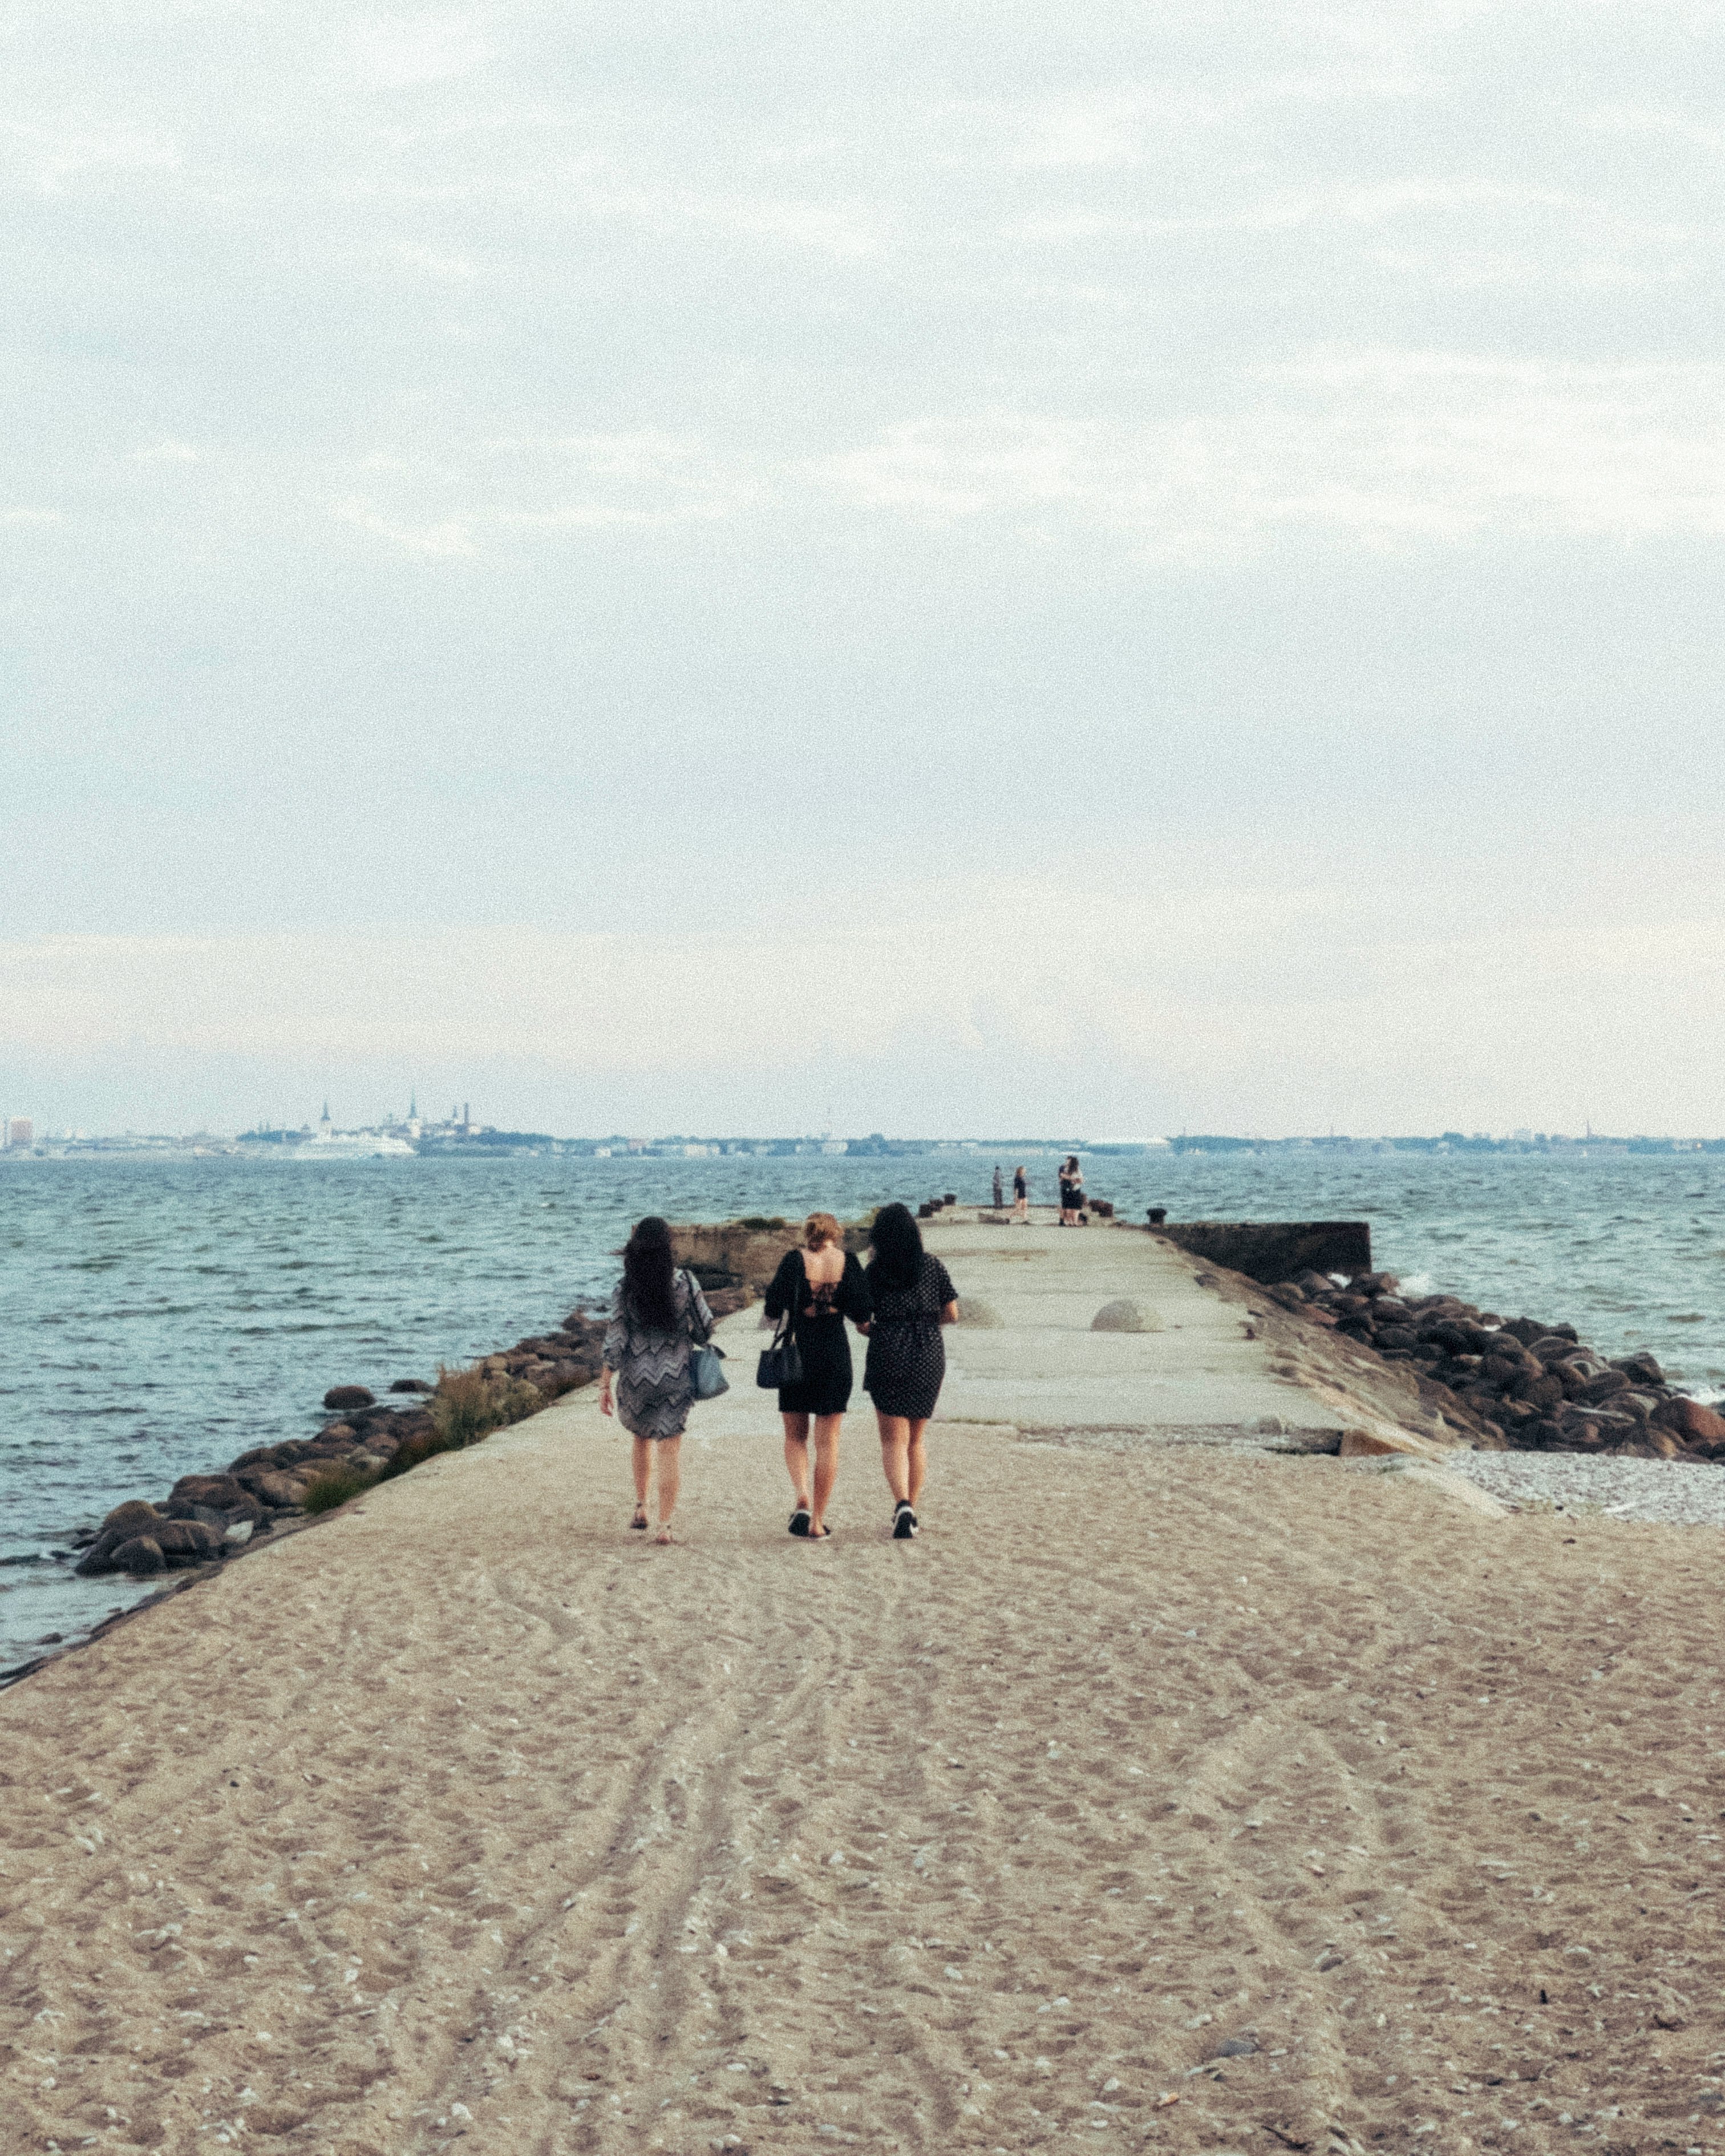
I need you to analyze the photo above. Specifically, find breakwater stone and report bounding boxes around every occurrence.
[60,1314,609,1601]
[101,1500,163,1538]
[1091,1299,1163,1334]
[1274,1265,1718,1464]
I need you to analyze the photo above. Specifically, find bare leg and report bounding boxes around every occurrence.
[653,1435,682,1539]
[782,1412,812,1512]
[906,1420,929,1509]
[631,1436,652,1512]
[809,1414,843,1534]
[877,1412,911,1503]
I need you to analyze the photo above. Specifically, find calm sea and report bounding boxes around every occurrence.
[3,1148,1722,1666]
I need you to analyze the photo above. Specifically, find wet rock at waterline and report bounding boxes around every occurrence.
[108,1536,166,1577]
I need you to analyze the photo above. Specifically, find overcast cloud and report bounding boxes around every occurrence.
[5,1,1724,1135]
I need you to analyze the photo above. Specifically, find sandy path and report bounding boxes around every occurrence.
[5,1348,1725,2156]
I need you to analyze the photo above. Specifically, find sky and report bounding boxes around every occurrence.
[4,0,1725,1137]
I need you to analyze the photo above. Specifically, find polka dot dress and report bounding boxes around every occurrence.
[862,1253,957,1420]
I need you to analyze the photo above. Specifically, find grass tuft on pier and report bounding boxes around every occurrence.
[301,1460,373,1513]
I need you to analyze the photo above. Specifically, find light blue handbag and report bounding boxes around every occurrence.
[683,1272,729,1400]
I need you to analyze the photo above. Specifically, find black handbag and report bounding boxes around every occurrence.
[756,1311,804,1390]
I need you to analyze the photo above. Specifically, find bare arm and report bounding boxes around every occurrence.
[600,1284,626,1415]
[941,1300,958,1325]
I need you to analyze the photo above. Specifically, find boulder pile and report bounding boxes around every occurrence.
[72,1310,613,1579]
[1268,1270,1725,1461]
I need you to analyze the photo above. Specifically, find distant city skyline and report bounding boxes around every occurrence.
[4,1108,1722,1158]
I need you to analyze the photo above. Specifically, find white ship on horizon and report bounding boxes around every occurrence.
[289,1103,415,1158]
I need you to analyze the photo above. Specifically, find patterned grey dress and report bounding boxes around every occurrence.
[603,1269,715,1440]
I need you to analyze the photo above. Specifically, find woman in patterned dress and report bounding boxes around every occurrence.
[599,1215,715,1544]
[763,1213,873,1540]
[861,1202,958,1540]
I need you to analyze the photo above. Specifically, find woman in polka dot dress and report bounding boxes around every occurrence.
[861,1202,958,1539]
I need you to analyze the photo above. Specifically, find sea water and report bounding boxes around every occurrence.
[3,1148,1722,1666]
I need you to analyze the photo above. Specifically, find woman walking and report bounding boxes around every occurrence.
[764,1213,872,1538]
[861,1202,958,1539]
[599,1215,715,1543]
[1058,1154,1084,1225]
[1012,1164,1028,1223]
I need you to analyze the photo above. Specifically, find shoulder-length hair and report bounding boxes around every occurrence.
[622,1215,677,1331]
[866,1201,924,1292]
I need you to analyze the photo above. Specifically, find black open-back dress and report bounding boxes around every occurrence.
[763,1249,873,1416]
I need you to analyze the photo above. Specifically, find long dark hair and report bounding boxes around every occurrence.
[622,1216,677,1330]
[866,1201,924,1292]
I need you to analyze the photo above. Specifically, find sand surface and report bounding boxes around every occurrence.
[5,1229,1724,2155]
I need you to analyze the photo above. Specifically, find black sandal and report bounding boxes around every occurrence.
[892,1501,918,1540]
[630,1507,649,1531]
[789,1507,812,1537]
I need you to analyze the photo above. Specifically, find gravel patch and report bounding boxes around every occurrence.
[1432,1448,1725,1528]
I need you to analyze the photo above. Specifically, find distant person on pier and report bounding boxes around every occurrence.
[861,1202,958,1539]
[992,1165,1004,1210]
[1058,1155,1084,1225]
[763,1213,872,1539]
[1013,1164,1028,1222]
[599,1215,715,1544]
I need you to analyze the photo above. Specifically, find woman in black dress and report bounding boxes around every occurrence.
[861,1202,958,1539]
[763,1213,872,1539]
[1058,1154,1084,1225]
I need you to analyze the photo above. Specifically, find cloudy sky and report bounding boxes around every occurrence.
[5,1,1724,1136]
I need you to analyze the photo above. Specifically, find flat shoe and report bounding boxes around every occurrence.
[630,1508,649,1530]
[893,1502,917,1540]
[789,1507,811,1537]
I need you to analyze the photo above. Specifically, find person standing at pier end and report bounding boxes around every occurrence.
[861,1202,958,1539]
[1058,1154,1084,1225]
[764,1213,872,1539]
[599,1215,715,1544]
[1013,1164,1028,1222]
[992,1164,1004,1210]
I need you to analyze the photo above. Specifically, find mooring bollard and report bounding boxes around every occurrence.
[1147,1206,1168,1225]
